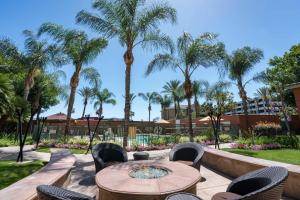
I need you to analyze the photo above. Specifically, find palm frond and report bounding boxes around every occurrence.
[146,53,179,75]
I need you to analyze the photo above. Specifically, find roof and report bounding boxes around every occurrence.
[46,112,69,120]
[285,82,300,90]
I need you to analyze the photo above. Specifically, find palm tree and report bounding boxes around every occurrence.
[192,80,209,118]
[0,31,65,100]
[162,80,181,118]
[38,23,108,138]
[254,87,271,114]
[76,0,177,147]
[94,88,116,117]
[225,47,263,132]
[138,92,159,122]
[78,87,95,118]
[157,94,172,120]
[0,76,13,117]
[146,32,225,141]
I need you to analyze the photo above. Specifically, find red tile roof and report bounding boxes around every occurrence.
[46,112,70,120]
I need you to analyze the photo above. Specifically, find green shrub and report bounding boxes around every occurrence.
[202,128,214,140]
[219,134,231,143]
[178,136,189,143]
[254,122,281,136]
[194,135,209,142]
[274,136,299,149]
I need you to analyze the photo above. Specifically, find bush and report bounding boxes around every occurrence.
[219,134,231,143]
[254,122,281,136]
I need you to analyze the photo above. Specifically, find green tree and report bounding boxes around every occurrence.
[192,80,209,118]
[0,76,13,117]
[38,23,107,138]
[76,0,177,147]
[94,88,116,117]
[146,32,225,141]
[203,81,234,149]
[162,80,182,119]
[225,46,263,133]
[259,56,297,134]
[78,87,96,118]
[0,31,65,100]
[254,87,272,114]
[157,94,172,120]
[138,92,159,122]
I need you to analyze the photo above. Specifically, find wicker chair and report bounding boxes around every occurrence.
[92,143,128,173]
[36,185,94,200]
[169,142,204,171]
[165,166,288,200]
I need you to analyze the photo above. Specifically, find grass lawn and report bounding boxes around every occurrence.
[223,148,300,165]
[36,147,87,154]
[0,160,45,189]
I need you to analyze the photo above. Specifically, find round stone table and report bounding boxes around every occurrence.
[96,160,201,200]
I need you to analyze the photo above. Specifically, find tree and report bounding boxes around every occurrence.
[138,92,159,122]
[254,87,272,114]
[78,87,95,118]
[0,31,65,100]
[0,76,13,118]
[203,81,234,149]
[162,80,182,119]
[146,32,226,142]
[157,94,172,120]
[38,23,107,139]
[192,80,209,118]
[258,57,297,135]
[76,0,177,147]
[225,46,263,134]
[94,88,116,117]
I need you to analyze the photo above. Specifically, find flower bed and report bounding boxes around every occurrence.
[230,143,283,151]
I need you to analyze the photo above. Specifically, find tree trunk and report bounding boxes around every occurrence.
[238,82,250,135]
[184,76,194,142]
[65,64,81,140]
[99,103,103,117]
[82,98,88,118]
[187,97,194,142]
[148,104,151,122]
[194,97,200,118]
[23,69,36,100]
[174,99,177,119]
[123,48,134,147]
[280,93,290,135]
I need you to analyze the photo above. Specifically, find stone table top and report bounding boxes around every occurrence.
[95,160,201,196]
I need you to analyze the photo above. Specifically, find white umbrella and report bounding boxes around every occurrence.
[155,119,170,124]
[199,116,224,122]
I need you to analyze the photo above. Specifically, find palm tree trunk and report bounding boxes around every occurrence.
[148,104,151,122]
[99,103,103,117]
[23,69,35,100]
[194,97,200,118]
[187,97,194,142]
[65,65,81,140]
[82,98,88,118]
[123,48,134,147]
[238,82,249,135]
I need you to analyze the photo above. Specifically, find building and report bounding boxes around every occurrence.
[226,98,281,115]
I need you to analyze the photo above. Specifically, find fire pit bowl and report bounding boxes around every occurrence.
[129,165,172,179]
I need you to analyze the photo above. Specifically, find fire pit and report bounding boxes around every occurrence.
[129,165,171,179]
[96,160,201,200]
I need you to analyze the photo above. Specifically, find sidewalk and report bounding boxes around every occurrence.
[0,145,50,161]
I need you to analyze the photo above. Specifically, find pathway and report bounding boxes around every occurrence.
[0,145,50,161]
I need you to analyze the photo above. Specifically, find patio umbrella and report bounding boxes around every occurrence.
[155,119,170,124]
[199,116,224,122]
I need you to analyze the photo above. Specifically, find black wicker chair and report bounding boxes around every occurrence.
[165,166,288,200]
[169,142,204,171]
[36,185,94,200]
[92,143,128,173]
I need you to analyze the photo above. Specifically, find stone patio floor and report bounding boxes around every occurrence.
[0,146,292,200]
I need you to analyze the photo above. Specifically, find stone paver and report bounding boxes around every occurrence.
[0,145,50,161]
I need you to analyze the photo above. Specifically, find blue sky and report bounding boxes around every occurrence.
[1,0,300,120]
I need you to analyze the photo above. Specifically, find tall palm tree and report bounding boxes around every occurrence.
[254,87,271,114]
[138,92,159,122]
[78,87,95,118]
[0,31,65,100]
[192,80,209,118]
[146,32,225,141]
[162,80,181,118]
[38,23,108,138]
[157,94,172,120]
[76,0,177,147]
[225,47,263,132]
[94,88,116,117]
